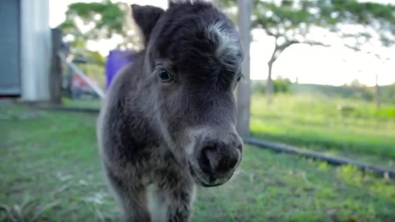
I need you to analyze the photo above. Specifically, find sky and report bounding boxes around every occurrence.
[49,0,395,86]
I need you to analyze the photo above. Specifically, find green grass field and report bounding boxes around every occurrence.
[250,94,395,168]
[1,99,395,221]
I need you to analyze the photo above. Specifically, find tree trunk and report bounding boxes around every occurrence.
[375,73,381,109]
[266,62,274,104]
[236,0,252,137]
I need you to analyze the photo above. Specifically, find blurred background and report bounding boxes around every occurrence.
[0,0,395,221]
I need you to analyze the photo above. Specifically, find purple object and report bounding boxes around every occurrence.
[105,49,135,89]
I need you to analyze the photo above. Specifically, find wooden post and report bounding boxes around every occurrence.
[375,73,380,109]
[236,0,252,137]
[50,28,63,104]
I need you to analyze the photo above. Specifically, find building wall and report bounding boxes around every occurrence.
[20,0,51,101]
[0,0,21,95]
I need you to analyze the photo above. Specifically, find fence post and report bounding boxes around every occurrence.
[50,28,63,105]
[236,0,252,137]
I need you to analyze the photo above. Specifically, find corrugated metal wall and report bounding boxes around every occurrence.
[0,0,21,95]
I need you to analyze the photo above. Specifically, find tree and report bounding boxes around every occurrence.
[350,79,362,88]
[252,1,340,103]
[330,0,395,108]
[221,0,341,103]
[222,0,395,104]
[60,1,142,54]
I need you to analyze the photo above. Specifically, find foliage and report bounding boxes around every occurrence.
[60,1,141,53]
[61,1,120,45]
[59,1,141,85]
[1,103,395,221]
[252,78,292,95]
[330,0,395,72]
[330,0,395,42]
[273,77,292,93]
[86,51,106,66]
[78,51,106,66]
[61,1,123,38]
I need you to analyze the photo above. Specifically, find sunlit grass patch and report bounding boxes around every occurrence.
[250,94,395,167]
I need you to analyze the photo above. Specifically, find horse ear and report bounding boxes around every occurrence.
[168,0,189,7]
[168,0,178,7]
[130,4,165,46]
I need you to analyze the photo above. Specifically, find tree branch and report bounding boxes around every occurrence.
[269,40,298,64]
[269,39,330,64]
[262,26,280,38]
[344,44,361,52]
[301,40,331,47]
[345,44,391,62]
[281,40,300,49]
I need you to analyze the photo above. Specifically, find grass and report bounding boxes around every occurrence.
[250,94,395,168]
[61,97,102,109]
[1,101,395,221]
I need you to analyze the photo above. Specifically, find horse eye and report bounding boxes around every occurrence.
[237,75,242,82]
[158,69,173,82]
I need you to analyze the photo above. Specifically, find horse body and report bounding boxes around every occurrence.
[97,1,244,221]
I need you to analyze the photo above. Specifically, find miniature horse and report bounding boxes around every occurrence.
[96,1,244,221]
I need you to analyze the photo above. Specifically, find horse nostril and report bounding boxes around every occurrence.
[198,146,217,175]
[227,156,238,170]
[216,153,238,173]
[198,144,240,175]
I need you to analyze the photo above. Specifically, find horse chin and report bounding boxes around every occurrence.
[188,163,223,187]
[188,163,205,185]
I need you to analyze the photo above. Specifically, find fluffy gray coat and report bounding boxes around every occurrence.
[96,1,244,221]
